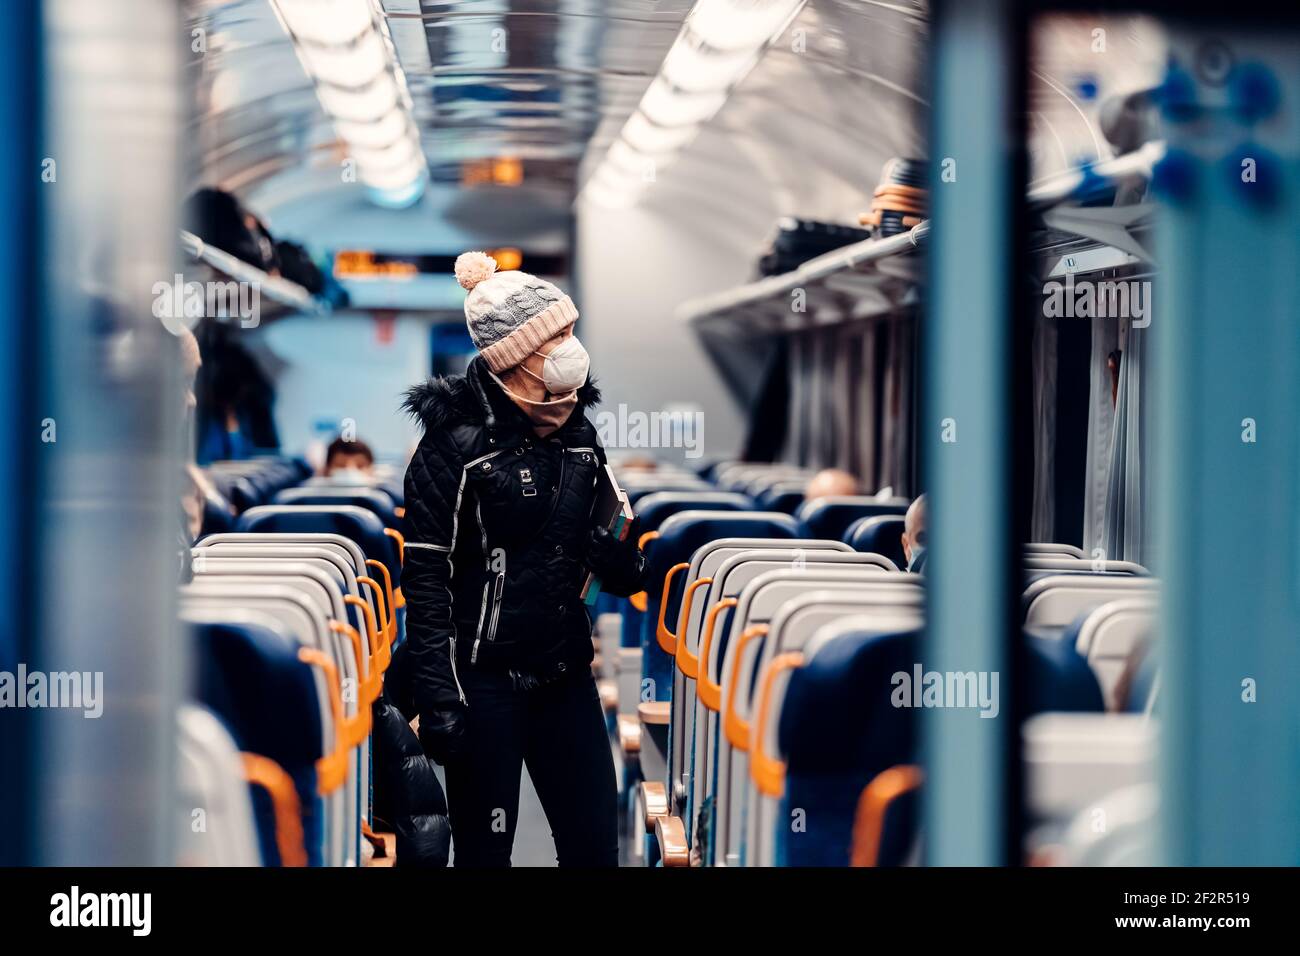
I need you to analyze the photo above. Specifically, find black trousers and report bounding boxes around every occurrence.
[444,666,619,867]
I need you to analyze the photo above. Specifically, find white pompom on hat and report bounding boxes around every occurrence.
[454,250,497,290]
[454,250,579,373]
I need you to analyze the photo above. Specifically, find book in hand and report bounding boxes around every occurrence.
[583,464,635,606]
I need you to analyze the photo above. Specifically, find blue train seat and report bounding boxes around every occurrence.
[642,510,796,701]
[669,546,897,847]
[274,486,400,529]
[707,569,917,866]
[776,626,920,866]
[176,704,263,866]
[185,613,331,866]
[796,495,909,541]
[1022,573,1157,629]
[237,505,401,628]
[758,484,806,514]
[844,514,907,569]
[181,581,358,866]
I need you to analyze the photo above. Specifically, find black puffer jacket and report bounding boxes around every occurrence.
[401,357,646,718]
[371,644,450,867]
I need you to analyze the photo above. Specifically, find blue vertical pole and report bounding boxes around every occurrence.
[1153,27,1300,865]
[0,0,41,867]
[922,0,1026,865]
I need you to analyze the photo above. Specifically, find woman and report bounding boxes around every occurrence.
[400,251,646,867]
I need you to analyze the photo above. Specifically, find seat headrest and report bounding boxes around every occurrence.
[779,627,920,776]
[796,496,910,541]
[236,505,399,584]
[1025,631,1105,713]
[189,620,325,764]
[273,487,398,527]
[634,491,754,532]
[845,514,907,568]
[759,488,806,514]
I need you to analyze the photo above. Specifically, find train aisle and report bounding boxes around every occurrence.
[1,0,1298,941]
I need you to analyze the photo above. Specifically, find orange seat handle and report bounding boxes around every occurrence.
[697,598,737,712]
[628,532,659,612]
[723,624,768,751]
[241,753,307,867]
[850,765,924,867]
[674,577,712,679]
[344,594,386,676]
[357,575,393,673]
[331,620,381,708]
[297,647,352,794]
[363,561,396,641]
[750,652,804,798]
[384,527,405,566]
[655,563,691,655]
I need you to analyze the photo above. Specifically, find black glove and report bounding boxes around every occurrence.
[585,525,647,598]
[417,708,467,765]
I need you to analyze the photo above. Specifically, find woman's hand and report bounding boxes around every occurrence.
[418,708,467,765]
[584,525,647,598]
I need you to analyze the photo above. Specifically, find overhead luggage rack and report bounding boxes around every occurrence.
[678,221,929,329]
[679,140,1166,329]
[180,229,330,319]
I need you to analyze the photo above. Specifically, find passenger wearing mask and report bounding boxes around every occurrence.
[902,493,927,573]
[805,467,860,500]
[400,251,645,867]
[322,437,375,483]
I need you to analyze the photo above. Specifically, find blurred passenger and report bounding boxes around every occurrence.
[805,467,860,500]
[400,251,645,867]
[175,325,204,581]
[194,322,279,463]
[902,493,927,573]
[322,437,375,481]
[1112,636,1155,714]
[617,454,659,472]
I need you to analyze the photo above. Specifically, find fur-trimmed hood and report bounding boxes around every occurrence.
[402,357,601,432]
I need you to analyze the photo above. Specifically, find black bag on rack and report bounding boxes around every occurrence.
[757,217,874,276]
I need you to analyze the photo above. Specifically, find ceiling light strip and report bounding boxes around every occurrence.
[270,0,427,207]
[579,0,806,209]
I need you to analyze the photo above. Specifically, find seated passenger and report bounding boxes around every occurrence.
[902,493,927,573]
[322,437,375,482]
[805,467,860,500]
[400,251,647,868]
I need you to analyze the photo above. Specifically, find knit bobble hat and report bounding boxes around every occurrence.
[454,251,578,373]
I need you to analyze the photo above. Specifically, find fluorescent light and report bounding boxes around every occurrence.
[621,112,698,155]
[271,0,426,206]
[660,39,757,93]
[273,0,372,46]
[297,30,388,85]
[605,139,664,181]
[333,110,410,149]
[348,135,421,172]
[315,74,400,122]
[639,77,727,127]
[579,0,807,209]
[361,156,427,191]
[686,0,806,53]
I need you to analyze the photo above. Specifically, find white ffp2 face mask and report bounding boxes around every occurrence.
[525,335,590,393]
